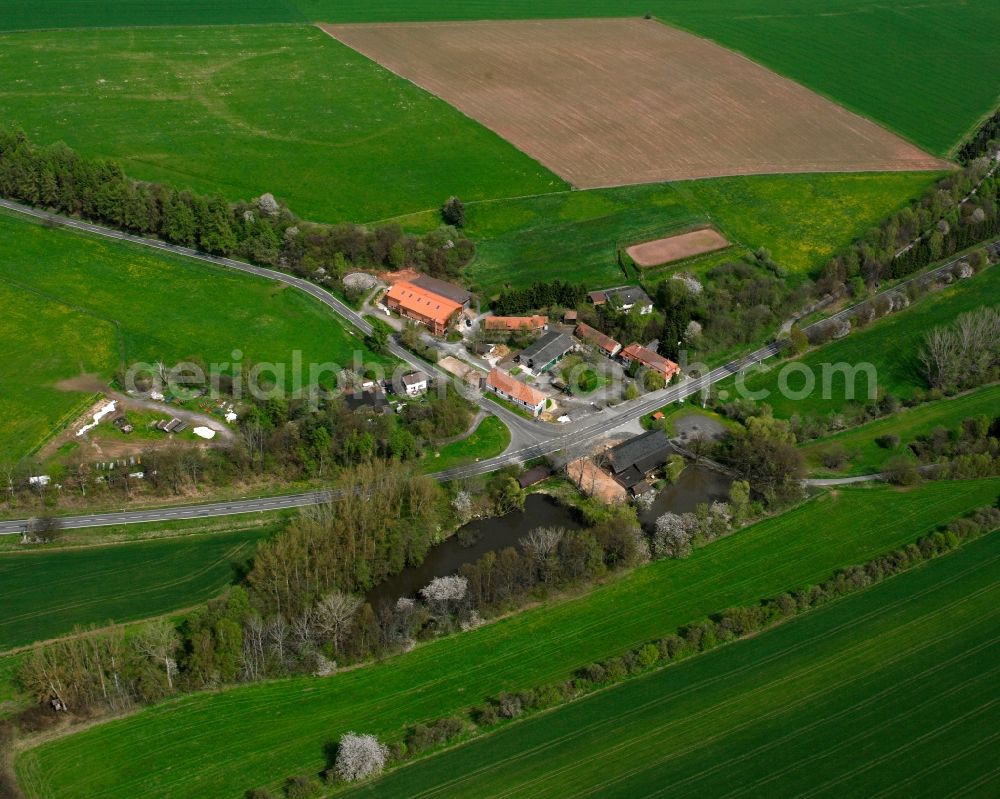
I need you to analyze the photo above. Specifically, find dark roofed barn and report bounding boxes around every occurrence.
[410,275,473,308]
[607,429,673,487]
[516,330,575,372]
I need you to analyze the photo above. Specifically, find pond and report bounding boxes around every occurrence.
[639,464,733,529]
[367,493,582,606]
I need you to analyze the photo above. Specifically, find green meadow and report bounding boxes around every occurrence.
[300,0,1000,155]
[345,526,1000,798]
[0,280,119,461]
[801,383,1000,477]
[739,264,1000,419]
[2,2,996,158]
[435,172,939,295]
[0,527,275,652]
[0,211,390,461]
[0,25,561,222]
[425,416,510,474]
[16,479,1000,798]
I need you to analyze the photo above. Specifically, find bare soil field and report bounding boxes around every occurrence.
[321,18,950,188]
[627,227,730,267]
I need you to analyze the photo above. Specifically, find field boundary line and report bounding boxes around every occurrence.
[397,531,1000,799]
[315,22,568,195]
[481,583,1000,799]
[946,94,1000,160]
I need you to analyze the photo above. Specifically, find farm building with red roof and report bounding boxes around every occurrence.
[485,368,548,417]
[619,344,680,381]
[385,281,463,336]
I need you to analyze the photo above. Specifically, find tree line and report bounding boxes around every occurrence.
[0,127,474,284]
[819,158,999,290]
[920,304,1000,393]
[15,462,450,713]
[256,499,1000,797]
[890,412,1000,484]
[957,108,1000,164]
[491,280,588,316]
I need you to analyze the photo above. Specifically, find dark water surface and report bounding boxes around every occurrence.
[639,464,732,528]
[367,494,582,606]
[368,465,732,605]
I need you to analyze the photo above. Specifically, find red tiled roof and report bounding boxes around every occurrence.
[484,315,548,331]
[620,344,680,378]
[386,281,463,326]
[487,368,547,408]
[575,322,621,354]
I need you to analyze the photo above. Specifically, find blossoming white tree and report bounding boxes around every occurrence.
[335,732,388,782]
[419,575,468,619]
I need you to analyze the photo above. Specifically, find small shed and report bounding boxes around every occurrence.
[518,465,552,489]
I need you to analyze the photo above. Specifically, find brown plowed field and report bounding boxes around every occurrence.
[321,19,950,188]
[627,227,730,267]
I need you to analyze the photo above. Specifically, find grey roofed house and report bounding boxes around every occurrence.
[588,285,654,313]
[343,388,391,414]
[515,330,575,372]
[410,274,473,308]
[607,429,673,485]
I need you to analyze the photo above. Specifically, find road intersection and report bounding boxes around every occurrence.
[0,198,989,534]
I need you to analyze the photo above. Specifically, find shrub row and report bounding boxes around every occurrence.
[324,501,1000,792]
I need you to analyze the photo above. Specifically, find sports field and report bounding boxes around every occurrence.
[0,25,561,222]
[0,212,391,461]
[449,172,940,294]
[0,527,274,652]
[304,0,1000,156]
[627,228,730,269]
[738,264,1000,419]
[16,479,1000,798]
[343,526,1000,798]
[801,383,1000,477]
[325,19,945,188]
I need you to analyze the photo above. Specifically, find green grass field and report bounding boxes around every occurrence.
[801,383,1000,476]
[3,2,996,158]
[0,0,303,30]
[15,479,1000,798]
[424,416,510,473]
[426,172,939,294]
[0,652,27,717]
[0,25,562,222]
[344,525,1000,799]
[0,527,275,652]
[0,280,120,461]
[0,211,391,460]
[299,0,1000,156]
[737,264,1000,419]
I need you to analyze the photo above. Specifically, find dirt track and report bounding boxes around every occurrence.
[627,228,730,267]
[321,18,950,188]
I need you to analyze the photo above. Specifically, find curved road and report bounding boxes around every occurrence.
[0,198,990,534]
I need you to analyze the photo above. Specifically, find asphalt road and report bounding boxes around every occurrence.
[0,198,991,534]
